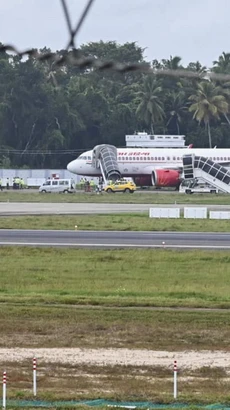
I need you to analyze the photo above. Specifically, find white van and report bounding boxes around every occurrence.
[39,179,75,194]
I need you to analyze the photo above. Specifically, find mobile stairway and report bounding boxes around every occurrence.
[92,144,121,183]
[182,154,230,193]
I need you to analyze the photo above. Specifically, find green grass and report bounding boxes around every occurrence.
[1,190,230,204]
[0,247,230,308]
[1,213,230,231]
[1,246,230,403]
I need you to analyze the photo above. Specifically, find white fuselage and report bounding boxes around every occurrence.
[67,147,230,178]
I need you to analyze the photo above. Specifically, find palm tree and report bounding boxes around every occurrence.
[161,56,182,70]
[188,81,229,148]
[213,52,230,73]
[166,91,187,134]
[135,76,165,134]
[187,61,207,75]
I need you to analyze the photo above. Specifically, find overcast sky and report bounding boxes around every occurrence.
[0,0,229,67]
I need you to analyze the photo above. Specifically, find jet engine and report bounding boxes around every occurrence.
[151,169,181,188]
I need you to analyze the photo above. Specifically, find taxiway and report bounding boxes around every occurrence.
[1,202,230,215]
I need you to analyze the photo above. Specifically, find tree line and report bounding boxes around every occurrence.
[0,41,230,168]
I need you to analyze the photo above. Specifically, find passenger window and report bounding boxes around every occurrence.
[122,157,125,161]
[137,157,139,160]
[129,157,132,160]
[52,181,58,185]
[140,157,143,160]
[158,157,161,160]
[147,157,150,161]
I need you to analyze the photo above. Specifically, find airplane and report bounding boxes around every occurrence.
[67,146,230,188]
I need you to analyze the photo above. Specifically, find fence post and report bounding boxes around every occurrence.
[2,371,6,409]
[33,358,37,397]
[173,360,177,399]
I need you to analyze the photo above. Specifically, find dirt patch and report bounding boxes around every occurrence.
[0,348,230,370]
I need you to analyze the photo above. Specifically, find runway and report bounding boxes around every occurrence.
[1,202,230,215]
[1,229,230,249]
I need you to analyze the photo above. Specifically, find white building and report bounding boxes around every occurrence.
[125,132,186,148]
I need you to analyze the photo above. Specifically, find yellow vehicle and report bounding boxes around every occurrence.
[104,180,136,194]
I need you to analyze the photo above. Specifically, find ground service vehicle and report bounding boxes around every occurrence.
[39,179,75,194]
[179,179,218,194]
[104,180,136,194]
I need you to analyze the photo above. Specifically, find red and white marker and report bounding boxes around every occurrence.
[2,371,6,409]
[173,360,177,399]
[33,357,37,396]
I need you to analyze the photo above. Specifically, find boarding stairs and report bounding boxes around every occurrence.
[182,154,230,193]
[92,144,121,183]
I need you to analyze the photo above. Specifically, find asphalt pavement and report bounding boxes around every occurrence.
[1,202,230,215]
[0,229,230,249]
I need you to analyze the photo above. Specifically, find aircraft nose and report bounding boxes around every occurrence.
[67,160,77,173]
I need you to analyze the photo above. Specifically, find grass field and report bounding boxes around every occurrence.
[2,303,230,350]
[1,190,230,204]
[1,213,230,232]
[1,247,230,308]
[1,246,230,404]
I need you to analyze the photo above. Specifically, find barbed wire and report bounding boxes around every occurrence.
[0,149,84,155]
[60,0,96,50]
[1,0,230,83]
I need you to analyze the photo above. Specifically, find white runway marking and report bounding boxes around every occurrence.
[0,241,230,249]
